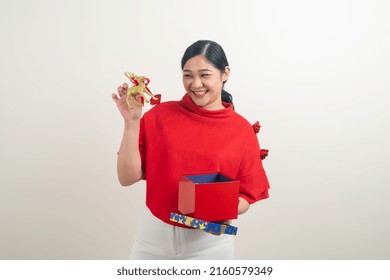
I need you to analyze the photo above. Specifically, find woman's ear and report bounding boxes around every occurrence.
[223,66,230,82]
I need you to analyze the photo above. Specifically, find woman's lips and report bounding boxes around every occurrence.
[192,90,208,97]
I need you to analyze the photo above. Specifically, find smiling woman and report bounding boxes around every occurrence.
[112,39,270,260]
[181,40,233,110]
[182,55,229,110]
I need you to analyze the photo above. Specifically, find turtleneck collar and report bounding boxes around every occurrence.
[178,93,235,118]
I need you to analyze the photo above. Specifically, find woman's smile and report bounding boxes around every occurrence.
[192,89,208,97]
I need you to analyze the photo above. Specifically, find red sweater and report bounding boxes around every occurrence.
[139,94,270,226]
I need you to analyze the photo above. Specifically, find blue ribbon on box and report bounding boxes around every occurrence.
[170,212,238,235]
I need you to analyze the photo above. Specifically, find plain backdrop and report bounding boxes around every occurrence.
[1,0,389,259]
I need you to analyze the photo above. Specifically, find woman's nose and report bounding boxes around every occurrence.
[193,77,203,88]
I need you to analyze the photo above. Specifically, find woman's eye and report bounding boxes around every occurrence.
[184,75,192,78]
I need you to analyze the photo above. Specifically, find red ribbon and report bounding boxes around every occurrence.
[252,121,261,134]
[252,121,269,160]
[130,78,139,86]
[151,94,161,105]
[260,149,269,160]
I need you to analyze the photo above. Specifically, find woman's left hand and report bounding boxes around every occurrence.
[237,197,250,215]
[216,197,250,225]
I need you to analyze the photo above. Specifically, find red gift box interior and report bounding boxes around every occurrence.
[178,173,239,222]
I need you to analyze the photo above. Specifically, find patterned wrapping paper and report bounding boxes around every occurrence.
[170,212,238,235]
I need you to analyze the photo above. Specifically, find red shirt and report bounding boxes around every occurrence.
[139,94,270,226]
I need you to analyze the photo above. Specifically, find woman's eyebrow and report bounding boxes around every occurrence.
[183,69,212,72]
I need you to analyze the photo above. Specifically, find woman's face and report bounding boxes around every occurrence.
[182,55,230,110]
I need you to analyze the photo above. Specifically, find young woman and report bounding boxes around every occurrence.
[112,40,270,259]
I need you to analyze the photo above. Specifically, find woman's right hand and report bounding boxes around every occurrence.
[112,83,143,121]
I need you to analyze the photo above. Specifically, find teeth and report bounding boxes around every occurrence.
[193,90,207,95]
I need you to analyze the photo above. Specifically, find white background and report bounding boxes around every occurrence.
[1,0,389,259]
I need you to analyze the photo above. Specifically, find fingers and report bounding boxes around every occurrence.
[223,220,233,225]
[215,220,232,225]
[112,93,119,101]
[117,83,129,97]
[117,86,124,96]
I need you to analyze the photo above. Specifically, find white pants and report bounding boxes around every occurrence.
[130,207,234,260]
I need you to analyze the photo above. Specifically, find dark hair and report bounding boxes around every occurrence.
[181,40,233,106]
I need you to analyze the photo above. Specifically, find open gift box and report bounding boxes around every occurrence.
[178,173,240,222]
